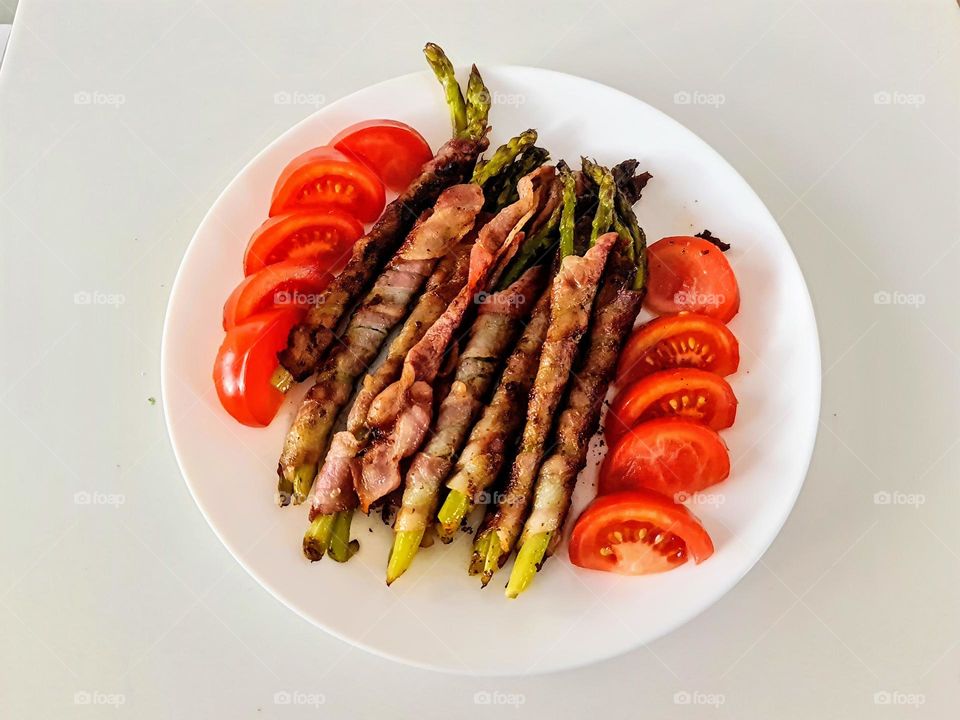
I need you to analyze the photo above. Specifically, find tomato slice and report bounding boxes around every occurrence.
[606,368,737,445]
[242,209,362,276]
[269,145,386,221]
[223,259,332,329]
[645,236,740,322]
[213,308,301,426]
[617,312,740,386]
[331,119,433,191]
[569,490,715,575]
[599,418,730,498]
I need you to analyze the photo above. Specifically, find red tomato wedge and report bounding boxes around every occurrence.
[569,490,715,575]
[213,308,301,426]
[599,419,730,498]
[606,368,737,445]
[269,145,386,221]
[242,210,362,276]
[331,119,433,191]
[223,259,332,329]
[617,312,740,386]
[645,236,740,322]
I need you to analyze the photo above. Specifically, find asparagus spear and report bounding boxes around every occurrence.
[470,179,618,586]
[488,147,551,212]
[558,163,577,259]
[506,163,650,598]
[464,65,491,140]
[472,130,537,186]
[424,43,467,137]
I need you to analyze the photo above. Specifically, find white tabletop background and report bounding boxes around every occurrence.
[1,1,958,718]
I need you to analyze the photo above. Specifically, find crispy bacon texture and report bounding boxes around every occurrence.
[307,243,473,520]
[473,232,618,571]
[278,183,484,505]
[393,266,546,533]
[355,167,555,512]
[278,136,488,382]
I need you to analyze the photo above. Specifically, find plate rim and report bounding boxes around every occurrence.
[160,64,821,675]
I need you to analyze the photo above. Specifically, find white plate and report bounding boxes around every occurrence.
[161,66,820,675]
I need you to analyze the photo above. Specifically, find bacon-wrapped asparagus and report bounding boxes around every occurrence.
[386,265,547,583]
[302,241,473,560]
[506,160,650,598]
[277,184,486,506]
[355,166,554,513]
[275,46,489,385]
[434,178,566,540]
[471,164,618,585]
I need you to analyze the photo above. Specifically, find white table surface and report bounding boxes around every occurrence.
[1,1,958,718]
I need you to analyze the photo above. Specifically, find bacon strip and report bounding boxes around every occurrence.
[355,167,555,512]
[278,184,484,505]
[473,232,618,574]
[393,266,546,533]
[520,243,643,552]
[307,241,473,520]
[444,286,551,507]
[278,136,487,381]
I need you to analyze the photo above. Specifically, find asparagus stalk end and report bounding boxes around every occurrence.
[437,490,471,541]
[386,528,425,585]
[303,514,336,561]
[328,510,359,563]
[270,366,294,394]
[505,531,551,599]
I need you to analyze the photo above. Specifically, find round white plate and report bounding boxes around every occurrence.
[161,66,820,675]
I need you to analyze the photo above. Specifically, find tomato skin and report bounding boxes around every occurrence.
[242,210,362,276]
[645,236,740,322]
[569,490,715,575]
[618,312,739,386]
[213,309,301,426]
[222,259,332,330]
[269,145,386,221]
[331,119,433,191]
[606,368,738,445]
[599,418,730,498]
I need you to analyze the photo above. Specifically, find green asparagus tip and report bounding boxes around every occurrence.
[328,510,359,563]
[270,366,294,394]
[464,64,491,140]
[558,165,577,259]
[505,532,551,599]
[590,170,615,247]
[437,490,471,541]
[386,529,425,585]
[289,464,317,505]
[423,43,467,137]
[303,514,336,561]
[472,129,538,187]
